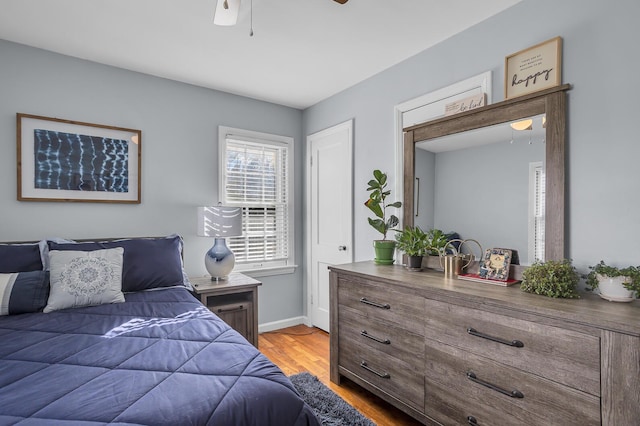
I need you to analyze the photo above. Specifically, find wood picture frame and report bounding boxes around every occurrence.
[504,36,562,100]
[17,113,141,203]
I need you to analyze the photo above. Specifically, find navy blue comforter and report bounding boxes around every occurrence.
[0,287,320,426]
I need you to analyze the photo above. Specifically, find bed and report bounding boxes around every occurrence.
[0,236,320,426]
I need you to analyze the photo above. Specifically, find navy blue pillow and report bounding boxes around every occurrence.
[48,236,188,292]
[0,270,50,315]
[0,243,43,273]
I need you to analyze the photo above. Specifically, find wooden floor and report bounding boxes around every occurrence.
[259,325,423,426]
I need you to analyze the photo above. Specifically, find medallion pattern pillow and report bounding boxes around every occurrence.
[44,248,125,313]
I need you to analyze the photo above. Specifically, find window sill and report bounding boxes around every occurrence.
[236,265,298,278]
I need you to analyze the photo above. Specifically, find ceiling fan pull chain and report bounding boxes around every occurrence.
[249,0,254,37]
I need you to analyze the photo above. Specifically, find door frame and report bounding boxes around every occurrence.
[305,119,354,328]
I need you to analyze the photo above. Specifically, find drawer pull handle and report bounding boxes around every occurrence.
[360,361,391,379]
[360,297,391,310]
[467,416,478,425]
[218,305,243,313]
[467,327,524,348]
[361,330,391,345]
[466,371,524,399]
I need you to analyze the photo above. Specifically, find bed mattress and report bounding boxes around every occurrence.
[0,287,320,426]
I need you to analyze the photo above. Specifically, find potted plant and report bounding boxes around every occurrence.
[585,261,640,302]
[395,226,427,270]
[425,228,449,256]
[416,228,448,269]
[520,259,580,298]
[365,169,402,264]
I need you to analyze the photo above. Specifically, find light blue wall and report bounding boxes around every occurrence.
[2,0,639,326]
[303,0,640,275]
[432,139,545,263]
[0,40,304,325]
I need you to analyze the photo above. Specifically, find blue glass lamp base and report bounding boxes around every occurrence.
[205,238,235,280]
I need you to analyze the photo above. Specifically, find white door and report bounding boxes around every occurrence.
[307,120,353,332]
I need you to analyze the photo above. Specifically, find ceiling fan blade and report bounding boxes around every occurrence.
[213,0,240,26]
[333,0,348,4]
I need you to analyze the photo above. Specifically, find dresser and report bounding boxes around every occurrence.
[329,262,640,425]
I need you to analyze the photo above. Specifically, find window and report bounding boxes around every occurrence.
[528,161,545,264]
[218,126,295,275]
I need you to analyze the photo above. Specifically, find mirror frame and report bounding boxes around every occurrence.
[403,84,571,262]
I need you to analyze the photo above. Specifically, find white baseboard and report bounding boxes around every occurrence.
[258,316,308,333]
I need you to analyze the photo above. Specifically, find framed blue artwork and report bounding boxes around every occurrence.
[17,113,141,203]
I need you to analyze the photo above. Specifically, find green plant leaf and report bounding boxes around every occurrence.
[366,179,380,190]
[368,218,386,235]
[424,228,449,255]
[364,198,383,218]
[520,259,580,298]
[387,215,399,229]
[395,226,428,256]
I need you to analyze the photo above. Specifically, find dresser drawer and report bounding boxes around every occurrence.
[424,298,600,395]
[338,276,424,335]
[339,334,424,410]
[424,339,600,426]
[339,307,424,370]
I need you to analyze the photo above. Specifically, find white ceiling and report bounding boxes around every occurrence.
[0,0,521,109]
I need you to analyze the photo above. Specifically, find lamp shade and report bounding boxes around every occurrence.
[213,0,241,26]
[197,206,243,238]
[198,206,242,280]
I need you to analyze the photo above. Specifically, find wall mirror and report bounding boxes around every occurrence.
[403,85,570,265]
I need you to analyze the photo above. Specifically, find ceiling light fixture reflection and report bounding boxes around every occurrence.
[510,119,533,131]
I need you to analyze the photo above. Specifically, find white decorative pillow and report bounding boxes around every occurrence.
[44,248,125,313]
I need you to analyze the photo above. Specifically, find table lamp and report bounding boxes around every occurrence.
[197,206,243,280]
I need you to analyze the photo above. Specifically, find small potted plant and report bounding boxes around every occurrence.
[425,228,449,256]
[365,169,402,264]
[520,259,580,298]
[395,225,427,270]
[585,261,640,302]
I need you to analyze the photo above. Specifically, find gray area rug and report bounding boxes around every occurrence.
[289,372,376,426]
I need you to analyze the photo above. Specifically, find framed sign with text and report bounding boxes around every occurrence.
[444,93,487,116]
[504,36,562,99]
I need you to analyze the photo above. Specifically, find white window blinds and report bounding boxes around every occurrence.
[220,130,293,270]
[528,162,545,264]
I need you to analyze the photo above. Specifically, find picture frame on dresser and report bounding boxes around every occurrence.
[17,113,141,203]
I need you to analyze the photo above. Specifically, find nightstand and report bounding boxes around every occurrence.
[191,273,262,348]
